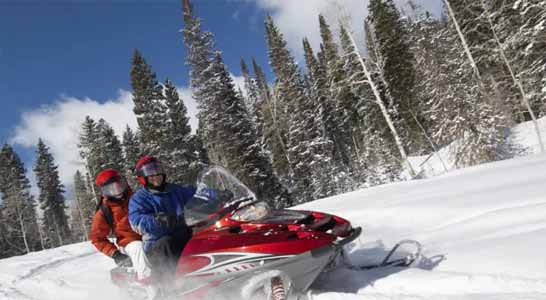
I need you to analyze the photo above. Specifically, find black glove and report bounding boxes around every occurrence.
[155,212,183,231]
[112,250,132,267]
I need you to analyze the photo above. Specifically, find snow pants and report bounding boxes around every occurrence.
[121,240,152,280]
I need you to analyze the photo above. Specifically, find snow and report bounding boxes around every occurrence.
[2,118,546,299]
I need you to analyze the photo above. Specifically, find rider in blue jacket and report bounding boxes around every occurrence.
[128,156,196,278]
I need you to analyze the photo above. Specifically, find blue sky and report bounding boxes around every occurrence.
[0,0,269,144]
[0,0,442,196]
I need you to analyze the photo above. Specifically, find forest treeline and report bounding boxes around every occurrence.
[0,0,544,258]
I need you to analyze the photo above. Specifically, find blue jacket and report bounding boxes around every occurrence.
[128,183,196,252]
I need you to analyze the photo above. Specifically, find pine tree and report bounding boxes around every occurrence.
[444,0,518,124]
[251,58,291,183]
[302,37,352,194]
[340,24,401,184]
[163,78,203,184]
[96,119,125,172]
[79,116,126,200]
[317,15,366,176]
[423,5,512,167]
[34,139,71,248]
[78,116,101,183]
[0,144,41,255]
[266,16,342,202]
[240,59,265,146]
[122,125,141,188]
[71,170,94,241]
[264,15,299,181]
[182,1,215,109]
[201,52,291,207]
[130,49,166,158]
[368,0,429,154]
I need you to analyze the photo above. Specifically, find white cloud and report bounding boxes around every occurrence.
[254,0,443,61]
[10,90,137,191]
[9,88,202,201]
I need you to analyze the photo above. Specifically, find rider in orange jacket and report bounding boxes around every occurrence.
[90,169,152,282]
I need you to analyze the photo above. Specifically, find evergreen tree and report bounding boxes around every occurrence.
[445,0,518,123]
[302,37,353,194]
[79,116,126,200]
[368,0,428,154]
[163,79,203,184]
[240,59,265,146]
[130,49,166,158]
[264,16,298,181]
[317,15,366,174]
[78,116,101,184]
[340,24,401,184]
[201,52,291,207]
[0,144,41,255]
[34,139,71,248]
[266,16,340,202]
[71,170,94,241]
[182,1,215,109]
[96,119,125,172]
[122,125,141,188]
[251,58,291,184]
[421,6,513,167]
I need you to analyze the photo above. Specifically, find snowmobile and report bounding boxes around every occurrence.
[110,166,421,300]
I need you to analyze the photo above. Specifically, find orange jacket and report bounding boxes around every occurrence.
[89,191,141,257]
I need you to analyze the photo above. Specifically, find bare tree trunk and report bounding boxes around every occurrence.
[54,218,63,247]
[367,21,448,173]
[37,222,46,250]
[17,209,30,254]
[265,88,294,174]
[480,0,544,153]
[443,0,484,84]
[74,195,89,240]
[341,22,416,177]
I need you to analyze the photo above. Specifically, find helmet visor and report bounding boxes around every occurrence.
[100,179,127,198]
[139,161,164,177]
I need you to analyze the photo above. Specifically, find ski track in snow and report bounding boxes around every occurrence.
[16,251,96,281]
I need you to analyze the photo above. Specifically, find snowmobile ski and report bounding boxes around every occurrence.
[340,238,422,270]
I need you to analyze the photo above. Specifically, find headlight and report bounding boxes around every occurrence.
[230,202,271,222]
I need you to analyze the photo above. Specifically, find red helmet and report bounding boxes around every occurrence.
[135,156,165,186]
[95,169,128,200]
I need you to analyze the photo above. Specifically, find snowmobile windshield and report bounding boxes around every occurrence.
[184,166,259,226]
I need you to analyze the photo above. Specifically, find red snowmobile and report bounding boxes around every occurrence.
[111,166,421,300]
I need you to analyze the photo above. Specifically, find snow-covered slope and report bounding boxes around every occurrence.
[1,153,546,300]
[302,153,546,300]
[2,119,546,300]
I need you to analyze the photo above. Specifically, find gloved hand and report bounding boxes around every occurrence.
[155,212,183,231]
[112,250,132,267]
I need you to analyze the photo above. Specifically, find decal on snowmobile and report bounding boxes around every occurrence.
[185,252,295,276]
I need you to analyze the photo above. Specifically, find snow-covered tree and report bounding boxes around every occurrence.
[34,139,71,248]
[163,79,203,184]
[96,119,125,172]
[70,170,94,241]
[130,49,166,158]
[0,144,41,255]
[200,52,291,207]
[122,125,140,189]
[340,24,402,184]
[367,0,427,154]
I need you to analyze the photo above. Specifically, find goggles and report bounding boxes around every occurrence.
[99,178,128,198]
[138,161,164,177]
